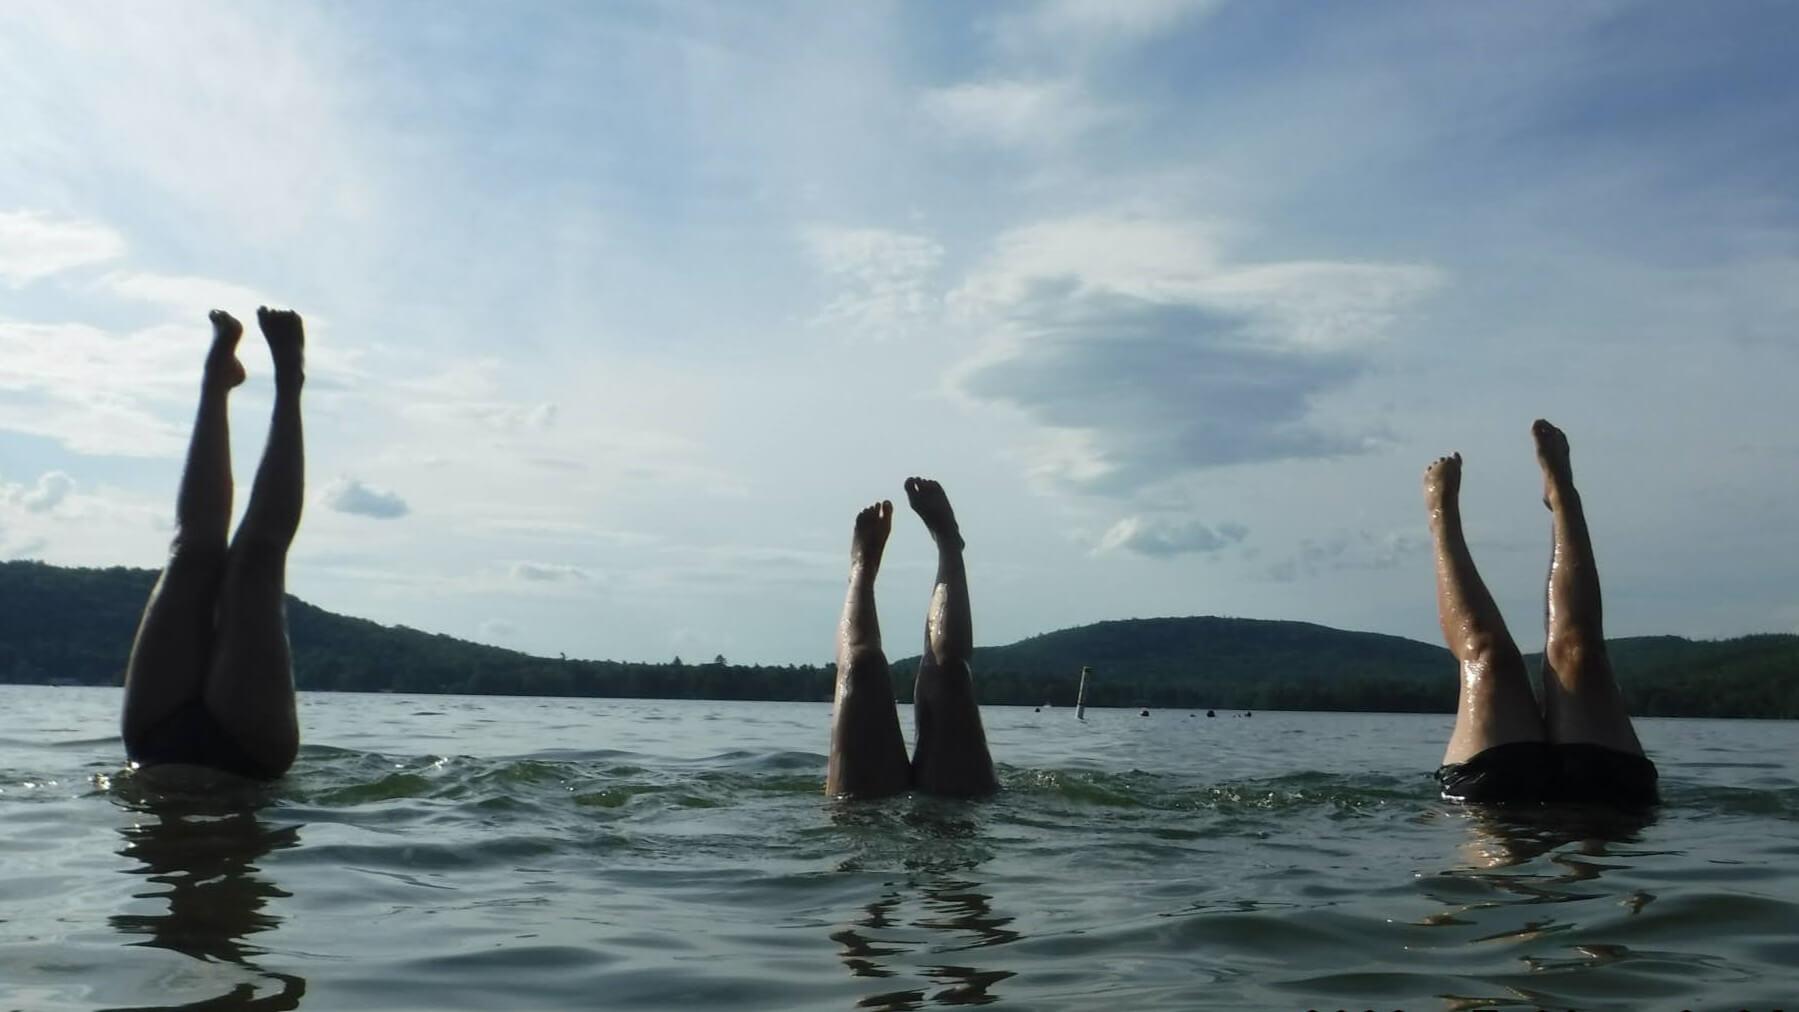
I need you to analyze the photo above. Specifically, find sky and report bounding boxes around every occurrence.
[3,1,1798,666]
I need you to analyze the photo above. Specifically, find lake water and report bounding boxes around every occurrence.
[0,686,1794,1010]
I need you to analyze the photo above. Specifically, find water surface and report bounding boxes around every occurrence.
[1,686,1794,1009]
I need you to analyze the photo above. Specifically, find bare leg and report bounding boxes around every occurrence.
[122,311,245,751]
[1426,454,1546,766]
[905,478,998,798]
[826,500,911,798]
[1534,420,1645,755]
[205,308,306,777]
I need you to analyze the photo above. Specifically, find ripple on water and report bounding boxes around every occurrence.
[4,695,1798,1010]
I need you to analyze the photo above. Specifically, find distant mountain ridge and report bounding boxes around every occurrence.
[2,560,1795,716]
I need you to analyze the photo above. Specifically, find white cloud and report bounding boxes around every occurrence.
[0,318,193,457]
[98,271,272,318]
[0,474,168,567]
[950,216,1227,312]
[1098,513,1249,558]
[0,5,372,244]
[395,361,558,431]
[320,477,410,519]
[920,79,1111,147]
[13,471,75,514]
[1,533,48,560]
[0,269,366,459]
[0,210,125,284]
[802,225,944,339]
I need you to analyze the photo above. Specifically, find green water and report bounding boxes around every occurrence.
[1,686,1794,1010]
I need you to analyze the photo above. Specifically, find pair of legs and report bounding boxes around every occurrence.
[121,308,307,780]
[826,478,999,799]
[1426,420,1651,802]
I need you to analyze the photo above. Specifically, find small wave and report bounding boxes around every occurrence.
[1006,767,1420,814]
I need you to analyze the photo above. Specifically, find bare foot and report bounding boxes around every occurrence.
[851,500,893,571]
[903,477,963,551]
[1423,453,1462,526]
[205,310,246,390]
[257,306,305,385]
[1532,418,1574,510]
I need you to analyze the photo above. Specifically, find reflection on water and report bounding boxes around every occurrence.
[1454,802,1659,873]
[830,805,1020,1010]
[914,877,1019,1006]
[835,878,1020,1010]
[1427,803,1662,1009]
[108,792,306,1011]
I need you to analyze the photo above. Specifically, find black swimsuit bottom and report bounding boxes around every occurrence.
[127,697,278,781]
[1436,741,1659,806]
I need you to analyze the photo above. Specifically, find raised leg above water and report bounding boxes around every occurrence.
[122,310,244,755]
[904,478,998,798]
[203,308,308,778]
[1426,453,1546,767]
[1533,420,1644,756]
[827,500,912,798]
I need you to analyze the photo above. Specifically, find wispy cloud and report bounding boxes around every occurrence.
[0,318,193,456]
[1097,514,1248,558]
[802,225,944,339]
[510,561,590,583]
[1005,0,1219,47]
[1264,530,1428,583]
[0,210,125,284]
[98,271,273,318]
[920,79,1111,148]
[0,4,372,244]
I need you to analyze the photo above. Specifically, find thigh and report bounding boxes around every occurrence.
[202,538,299,775]
[1542,651,1646,754]
[208,539,293,685]
[122,546,224,744]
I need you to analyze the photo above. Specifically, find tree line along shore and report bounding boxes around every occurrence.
[2,561,1795,718]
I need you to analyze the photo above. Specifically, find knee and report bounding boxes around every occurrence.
[1546,638,1601,676]
[226,531,293,573]
[1461,630,1520,671]
[919,657,976,700]
[926,637,973,668]
[840,647,890,681]
[166,533,227,570]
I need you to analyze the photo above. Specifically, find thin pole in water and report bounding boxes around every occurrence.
[1075,665,1091,720]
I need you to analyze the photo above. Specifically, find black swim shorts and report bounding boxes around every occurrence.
[127,697,278,780]
[1436,741,1557,803]
[1553,742,1659,806]
[1436,741,1658,806]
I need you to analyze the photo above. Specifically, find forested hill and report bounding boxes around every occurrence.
[914,617,1453,712]
[2,561,1796,716]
